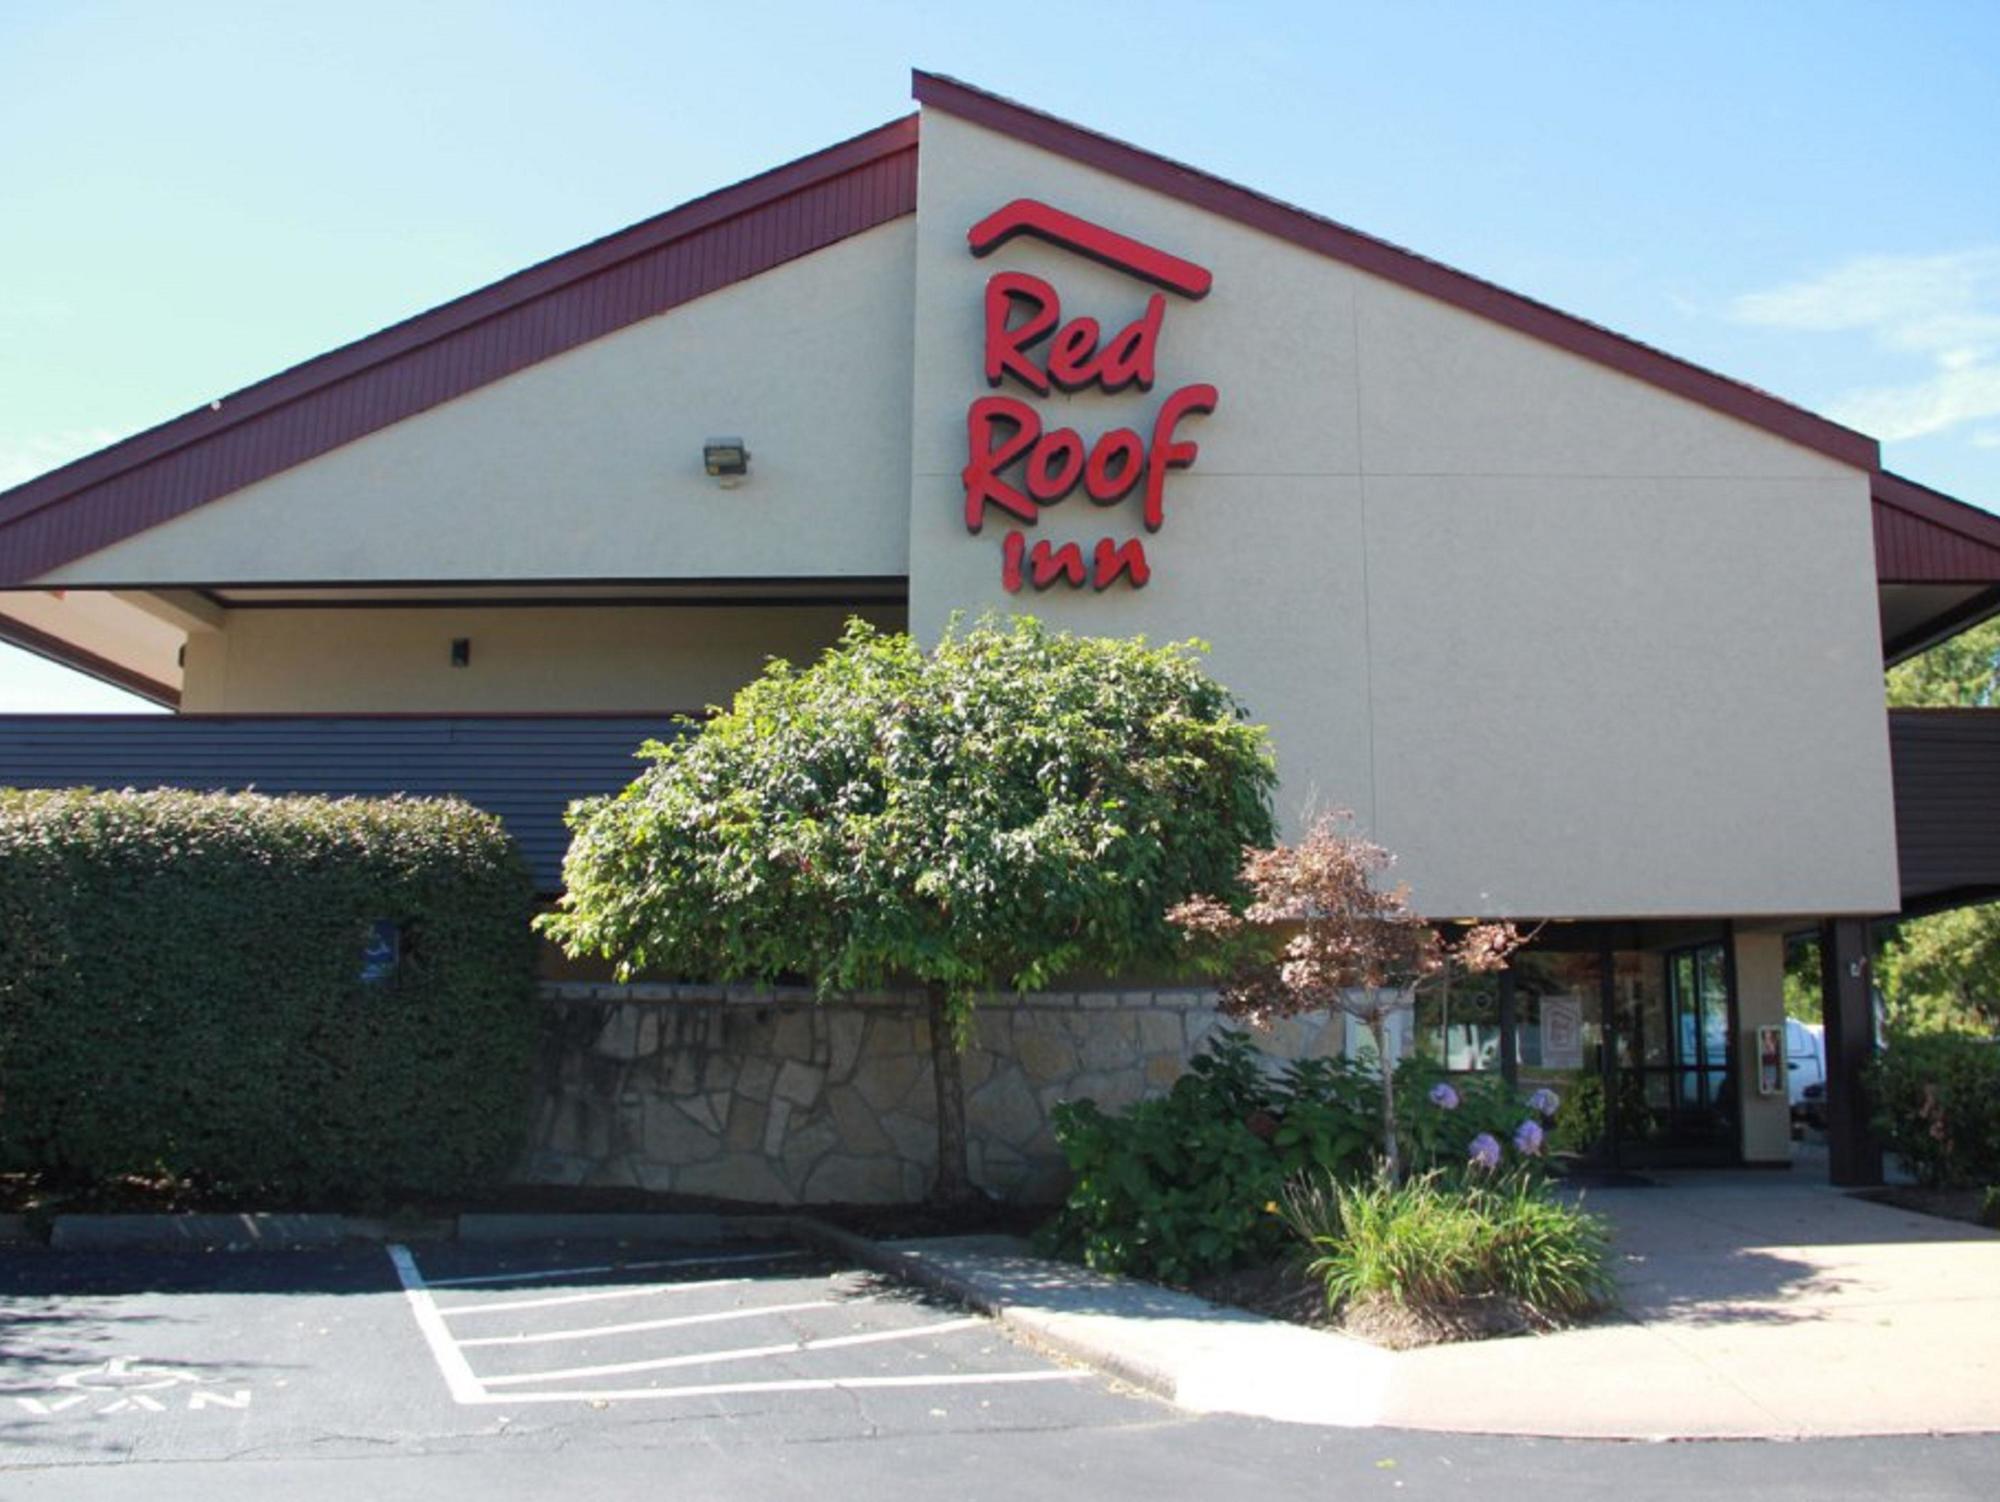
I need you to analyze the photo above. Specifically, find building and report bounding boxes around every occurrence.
[4,73,1997,1199]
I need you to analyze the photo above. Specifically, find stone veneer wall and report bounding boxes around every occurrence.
[522,983,1346,1204]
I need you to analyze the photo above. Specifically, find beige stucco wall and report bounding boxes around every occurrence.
[905,110,1898,920]
[180,604,901,713]
[44,220,918,586]
[27,109,1901,925]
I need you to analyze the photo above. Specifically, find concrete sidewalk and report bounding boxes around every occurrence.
[839,1175,2000,1440]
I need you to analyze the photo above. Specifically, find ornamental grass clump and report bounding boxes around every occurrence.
[1274,1064,1612,1344]
[1282,1170,1614,1345]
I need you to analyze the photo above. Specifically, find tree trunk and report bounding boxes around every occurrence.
[1370,1008,1402,1183]
[927,982,975,1205]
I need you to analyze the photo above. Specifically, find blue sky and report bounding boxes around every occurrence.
[3,0,1996,709]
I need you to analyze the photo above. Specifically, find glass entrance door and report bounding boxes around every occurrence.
[1610,941,1738,1164]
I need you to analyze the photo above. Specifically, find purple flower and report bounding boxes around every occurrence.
[1468,1133,1502,1171]
[1429,1082,1460,1111]
[1513,1119,1546,1157]
[1527,1088,1561,1118]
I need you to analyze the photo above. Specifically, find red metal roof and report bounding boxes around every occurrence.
[6,69,1999,634]
[913,71,1881,475]
[1872,470,2000,584]
[0,116,919,587]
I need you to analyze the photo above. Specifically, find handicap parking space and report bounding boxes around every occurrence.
[391,1238,1092,1409]
[0,1235,1146,1473]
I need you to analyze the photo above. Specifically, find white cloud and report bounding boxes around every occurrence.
[1732,247,2000,443]
[1974,429,2000,450]
[0,429,124,492]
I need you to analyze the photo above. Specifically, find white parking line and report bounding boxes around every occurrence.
[454,1298,849,1347]
[423,1248,808,1288]
[484,1370,1089,1404]
[388,1243,1076,1410]
[477,1317,986,1387]
[438,1276,758,1317]
[386,1244,487,1405]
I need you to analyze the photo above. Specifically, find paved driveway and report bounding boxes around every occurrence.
[4,1219,2000,1499]
[1371,1173,2000,1437]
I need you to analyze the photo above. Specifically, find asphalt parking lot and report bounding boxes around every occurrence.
[0,1235,1149,1472]
[6,1235,2000,1501]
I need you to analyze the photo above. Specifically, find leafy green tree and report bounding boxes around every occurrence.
[1886,908,2000,1033]
[540,617,1277,1202]
[1782,934,1822,1023]
[1886,617,2000,708]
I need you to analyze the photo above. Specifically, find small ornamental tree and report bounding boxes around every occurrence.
[540,617,1277,1203]
[1170,812,1525,1182]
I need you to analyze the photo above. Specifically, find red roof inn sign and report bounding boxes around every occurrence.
[960,200,1216,592]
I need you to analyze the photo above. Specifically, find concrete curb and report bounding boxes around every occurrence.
[787,1217,1393,1426]
[457,1212,784,1243]
[31,1209,801,1251]
[50,1213,358,1250]
[788,1213,2000,1443]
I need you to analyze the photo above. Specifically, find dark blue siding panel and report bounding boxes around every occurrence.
[1889,709,2000,910]
[0,715,683,891]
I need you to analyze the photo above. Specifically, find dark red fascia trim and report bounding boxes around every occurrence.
[1873,470,2000,567]
[914,71,1879,474]
[0,614,180,708]
[0,114,920,580]
[0,709,710,722]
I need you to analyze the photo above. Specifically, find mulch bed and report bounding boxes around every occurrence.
[1188,1257,1335,1329]
[1187,1256,1554,1349]
[1853,1184,1999,1230]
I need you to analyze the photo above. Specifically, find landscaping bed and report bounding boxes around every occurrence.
[1853,1183,2000,1231]
[1189,1255,1577,1348]
[1033,1030,1617,1348]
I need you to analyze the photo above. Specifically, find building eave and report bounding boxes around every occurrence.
[0,113,920,587]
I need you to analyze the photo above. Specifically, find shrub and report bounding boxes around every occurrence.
[1037,1033,1291,1283]
[1284,1169,1614,1324]
[0,788,539,1202]
[542,615,1276,1202]
[1866,1031,2000,1188]
[1037,1031,1566,1282]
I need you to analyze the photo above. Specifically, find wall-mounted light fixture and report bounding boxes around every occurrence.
[703,436,750,488]
[450,637,471,668]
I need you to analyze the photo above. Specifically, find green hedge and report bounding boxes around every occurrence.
[0,788,539,1202]
[1868,1030,2000,1188]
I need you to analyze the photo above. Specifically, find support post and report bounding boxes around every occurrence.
[1818,918,1883,1187]
[1731,928,1791,1165]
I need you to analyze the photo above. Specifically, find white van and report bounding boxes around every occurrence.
[1786,1019,1826,1110]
